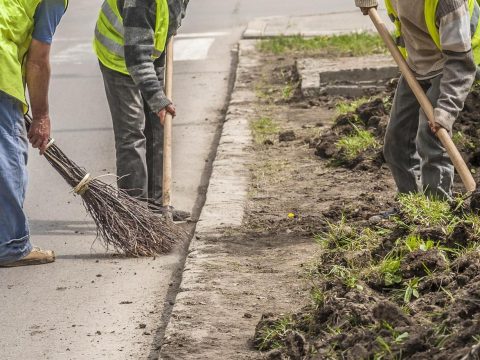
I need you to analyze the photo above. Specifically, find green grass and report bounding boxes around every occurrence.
[255,316,294,351]
[258,33,386,56]
[396,193,457,230]
[251,117,279,144]
[375,254,403,286]
[335,97,370,116]
[336,127,379,160]
[452,131,476,151]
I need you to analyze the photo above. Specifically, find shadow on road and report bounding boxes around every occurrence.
[29,219,96,236]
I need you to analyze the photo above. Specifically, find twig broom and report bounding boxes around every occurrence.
[24,43,187,256]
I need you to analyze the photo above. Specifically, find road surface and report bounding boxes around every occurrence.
[0,1,369,359]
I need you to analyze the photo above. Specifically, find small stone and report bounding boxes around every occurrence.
[138,324,147,329]
[243,313,253,319]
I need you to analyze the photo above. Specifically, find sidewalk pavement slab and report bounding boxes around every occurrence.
[244,10,392,38]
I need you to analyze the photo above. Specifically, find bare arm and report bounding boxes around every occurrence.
[26,39,52,155]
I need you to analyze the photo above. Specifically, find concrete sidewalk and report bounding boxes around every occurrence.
[244,10,392,38]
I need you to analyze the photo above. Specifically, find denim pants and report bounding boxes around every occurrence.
[99,63,164,206]
[384,75,454,199]
[0,91,32,264]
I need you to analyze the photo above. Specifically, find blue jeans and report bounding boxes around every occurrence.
[0,91,32,264]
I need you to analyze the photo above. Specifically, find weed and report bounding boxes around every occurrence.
[403,234,435,252]
[452,131,476,151]
[376,254,403,286]
[256,315,294,351]
[335,97,370,116]
[251,117,279,144]
[282,82,298,100]
[336,126,379,160]
[329,265,363,290]
[257,33,386,56]
[314,215,358,249]
[310,287,325,309]
[403,278,420,303]
[397,193,458,231]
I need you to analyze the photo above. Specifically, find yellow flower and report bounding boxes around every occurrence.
[288,213,295,219]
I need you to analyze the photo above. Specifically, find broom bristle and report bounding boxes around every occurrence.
[26,116,188,256]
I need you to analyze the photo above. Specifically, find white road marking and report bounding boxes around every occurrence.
[174,37,215,61]
[52,33,220,63]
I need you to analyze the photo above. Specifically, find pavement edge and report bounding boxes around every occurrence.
[159,40,258,359]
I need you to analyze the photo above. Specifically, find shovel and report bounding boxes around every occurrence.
[367,8,477,197]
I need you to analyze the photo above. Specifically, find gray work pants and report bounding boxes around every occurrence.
[384,75,454,199]
[100,63,163,205]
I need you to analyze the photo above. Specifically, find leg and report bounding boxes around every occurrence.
[144,101,164,206]
[383,75,422,193]
[0,92,32,265]
[100,63,148,199]
[416,76,454,199]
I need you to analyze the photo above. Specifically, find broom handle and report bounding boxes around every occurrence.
[368,8,476,193]
[163,37,174,207]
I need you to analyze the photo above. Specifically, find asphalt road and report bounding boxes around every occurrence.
[0,1,368,359]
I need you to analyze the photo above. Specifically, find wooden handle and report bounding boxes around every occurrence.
[368,8,476,193]
[162,38,174,207]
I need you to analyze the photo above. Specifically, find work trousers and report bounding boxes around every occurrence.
[384,75,454,199]
[0,91,32,264]
[99,63,164,206]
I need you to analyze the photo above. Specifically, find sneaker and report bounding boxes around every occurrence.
[368,208,399,223]
[0,247,55,267]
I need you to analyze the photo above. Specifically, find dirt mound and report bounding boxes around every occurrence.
[313,86,480,175]
[254,194,480,359]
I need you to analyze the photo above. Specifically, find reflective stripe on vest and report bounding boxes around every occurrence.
[93,0,169,75]
[0,0,68,108]
[385,0,480,64]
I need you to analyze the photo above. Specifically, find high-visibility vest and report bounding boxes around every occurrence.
[385,0,480,64]
[93,0,169,75]
[0,0,68,108]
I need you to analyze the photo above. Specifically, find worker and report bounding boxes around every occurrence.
[0,0,68,266]
[94,0,190,221]
[356,0,479,201]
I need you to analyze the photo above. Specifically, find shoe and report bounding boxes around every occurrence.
[152,206,191,222]
[0,247,55,267]
[368,208,399,223]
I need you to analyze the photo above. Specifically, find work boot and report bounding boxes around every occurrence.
[0,247,55,267]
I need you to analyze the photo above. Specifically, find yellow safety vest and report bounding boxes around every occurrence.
[0,0,68,108]
[93,0,169,75]
[385,0,480,64]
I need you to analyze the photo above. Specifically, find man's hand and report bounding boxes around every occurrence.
[360,6,377,15]
[428,120,442,134]
[157,104,176,126]
[28,115,51,155]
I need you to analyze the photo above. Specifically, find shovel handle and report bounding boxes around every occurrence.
[162,37,174,207]
[368,8,476,193]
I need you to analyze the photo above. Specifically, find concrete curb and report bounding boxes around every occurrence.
[159,40,257,359]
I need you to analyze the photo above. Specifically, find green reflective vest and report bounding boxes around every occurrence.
[93,0,169,75]
[0,0,68,108]
[385,0,480,64]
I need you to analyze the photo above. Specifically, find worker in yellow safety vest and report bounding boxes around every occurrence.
[0,0,68,267]
[356,0,479,205]
[93,0,191,221]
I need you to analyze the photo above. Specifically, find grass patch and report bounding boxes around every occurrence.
[452,131,476,151]
[336,97,370,116]
[396,193,457,230]
[255,315,294,351]
[258,33,386,57]
[336,127,379,160]
[251,117,279,144]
